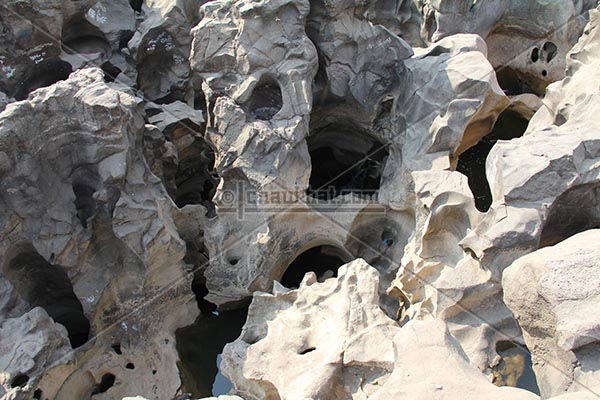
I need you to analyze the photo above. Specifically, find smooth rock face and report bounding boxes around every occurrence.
[0,0,599,399]
[504,230,600,398]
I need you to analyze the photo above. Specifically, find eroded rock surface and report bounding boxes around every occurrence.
[504,230,600,398]
[0,1,599,399]
[222,259,400,400]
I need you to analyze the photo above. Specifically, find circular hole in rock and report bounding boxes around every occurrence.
[381,230,395,247]
[542,70,548,77]
[228,257,240,266]
[543,41,558,63]
[112,344,122,355]
[242,75,283,121]
[125,363,135,370]
[33,389,43,399]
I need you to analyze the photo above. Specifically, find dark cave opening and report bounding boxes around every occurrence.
[173,161,218,218]
[176,307,249,398]
[91,373,116,395]
[175,174,217,212]
[72,183,96,228]
[129,0,143,13]
[4,249,91,348]
[280,245,351,289]
[242,75,283,121]
[191,277,217,316]
[492,341,540,395]
[101,61,122,83]
[13,59,73,101]
[61,17,112,62]
[539,183,600,248]
[457,108,530,212]
[119,31,135,50]
[307,124,388,200]
[10,374,29,388]
[112,344,122,355]
[161,120,217,217]
[495,67,537,96]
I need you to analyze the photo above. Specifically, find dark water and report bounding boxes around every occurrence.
[175,308,248,397]
[493,342,540,395]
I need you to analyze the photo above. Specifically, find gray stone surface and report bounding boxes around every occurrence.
[0,1,598,399]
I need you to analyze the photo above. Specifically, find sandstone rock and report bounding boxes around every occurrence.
[0,1,599,400]
[547,388,600,400]
[0,68,196,399]
[369,319,538,400]
[504,230,600,398]
[0,92,13,113]
[221,259,400,400]
[391,6,600,380]
[0,308,72,399]
[418,0,596,94]
[129,0,193,101]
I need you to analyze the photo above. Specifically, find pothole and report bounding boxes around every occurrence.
[457,107,530,212]
[280,245,352,289]
[176,307,249,398]
[241,75,283,121]
[492,341,540,395]
[61,17,112,62]
[306,122,388,200]
[3,246,91,348]
[13,59,73,101]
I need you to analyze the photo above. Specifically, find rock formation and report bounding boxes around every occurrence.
[504,230,600,398]
[0,0,599,399]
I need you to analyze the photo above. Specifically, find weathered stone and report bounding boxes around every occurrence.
[370,319,538,400]
[504,230,600,398]
[0,68,196,399]
[0,1,598,399]
[418,0,596,94]
[221,259,400,400]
